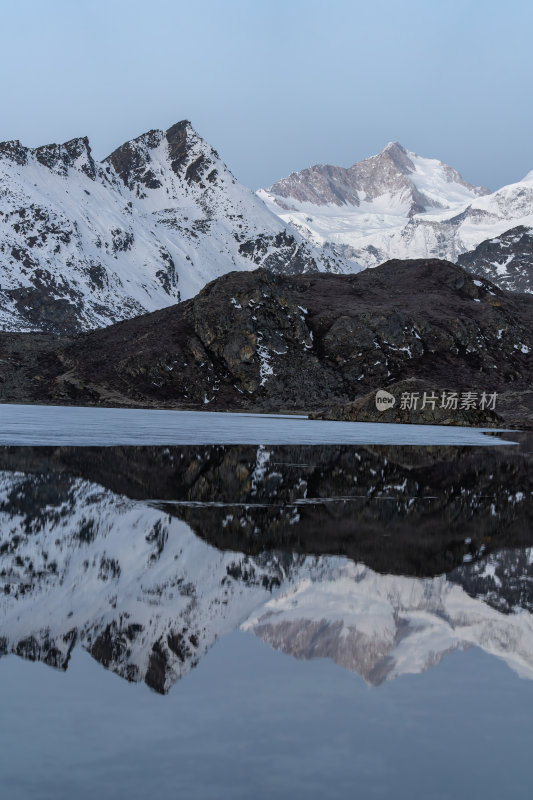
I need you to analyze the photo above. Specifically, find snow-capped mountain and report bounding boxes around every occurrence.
[262,141,488,215]
[258,143,533,292]
[1,469,533,693]
[0,122,346,334]
[2,129,531,338]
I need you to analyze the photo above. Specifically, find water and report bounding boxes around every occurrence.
[0,410,531,798]
[0,403,517,445]
[1,640,531,800]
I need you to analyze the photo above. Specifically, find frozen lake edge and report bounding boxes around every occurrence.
[0,404,518,446]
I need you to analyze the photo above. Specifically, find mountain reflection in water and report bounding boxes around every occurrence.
[0,438,532,694]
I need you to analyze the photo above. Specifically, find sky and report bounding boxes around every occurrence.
[1,0,532,191]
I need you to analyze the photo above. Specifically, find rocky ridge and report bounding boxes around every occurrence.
[0,259,531,426]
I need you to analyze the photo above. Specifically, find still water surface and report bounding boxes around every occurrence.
[0,410,531,798]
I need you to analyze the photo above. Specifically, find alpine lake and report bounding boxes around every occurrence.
[1,405,532,800]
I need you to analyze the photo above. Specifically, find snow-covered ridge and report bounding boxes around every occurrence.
[1,470,532,693]
[259,143,533,289]
[264,142,488,212]
[2,127,531,336]
[0,122,348,334]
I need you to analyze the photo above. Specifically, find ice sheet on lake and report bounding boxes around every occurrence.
[0,404,516,446]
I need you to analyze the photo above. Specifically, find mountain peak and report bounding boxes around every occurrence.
[0,139,29,166]
[383,141,407,154]
[0,135,97,178]
[0,120,344,334]
[165,119,194,141]
[36,135,97,179]
[263,139,490,220]
[103,120,217,190]
[367,141,415,176]
[164,119,215,179]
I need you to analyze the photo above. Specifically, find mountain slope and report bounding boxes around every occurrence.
[0,122,346,334]
[458,225,533,294]
[259,144,533,291]
[244,560,533,685]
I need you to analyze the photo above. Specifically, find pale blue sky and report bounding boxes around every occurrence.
[1,0,532,190]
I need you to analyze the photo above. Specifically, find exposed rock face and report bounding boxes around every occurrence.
[0,259,531,425]
[458,225,533,294]
[0,121,347,335]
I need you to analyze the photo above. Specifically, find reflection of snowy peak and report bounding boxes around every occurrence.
[2,470,533,692]
[259,144,533,292]
[244,561,533,684]
[0,471,311,693]
[0,121,346,334]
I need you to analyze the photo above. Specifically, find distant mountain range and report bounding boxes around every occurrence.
[0,124,532,336]
[259,141,533,293]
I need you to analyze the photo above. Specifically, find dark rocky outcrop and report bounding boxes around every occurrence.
[0,259,531,426]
